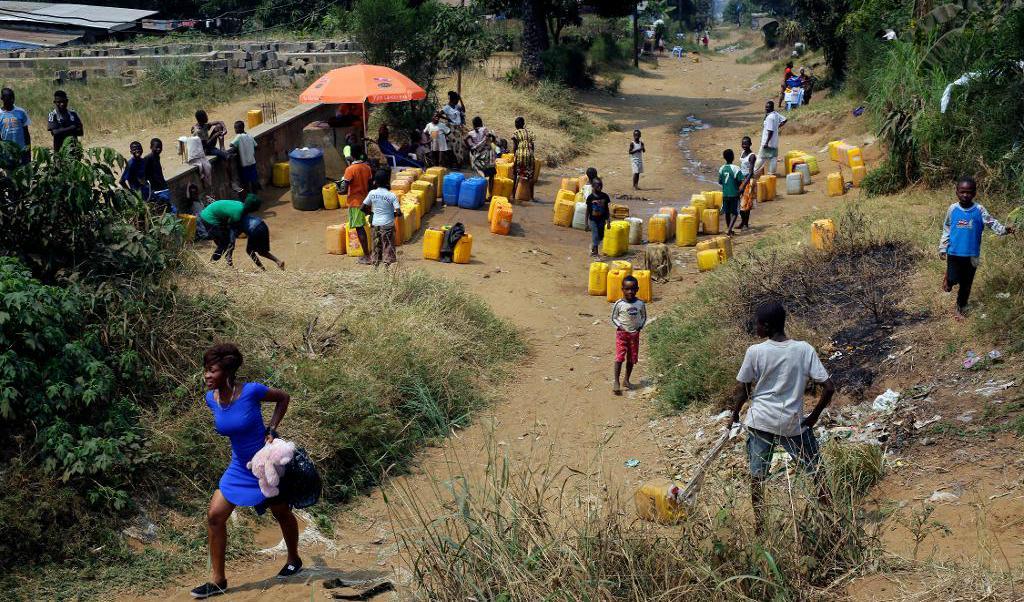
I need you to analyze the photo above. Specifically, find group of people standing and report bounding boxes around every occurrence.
[0,87,83,163]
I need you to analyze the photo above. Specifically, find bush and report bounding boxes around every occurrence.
[541,44,593,88]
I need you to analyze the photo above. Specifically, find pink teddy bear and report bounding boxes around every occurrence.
[247,438,296,498]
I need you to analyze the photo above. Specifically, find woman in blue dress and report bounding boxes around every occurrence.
[190,343,302,599]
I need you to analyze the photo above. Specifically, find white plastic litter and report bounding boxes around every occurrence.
[928,491,960,503]
[872,389,901,412]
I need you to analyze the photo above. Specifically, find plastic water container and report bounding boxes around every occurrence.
[610,260,632,275]
[828,140,845,162]
[488,196,511,222]
[178,214,196,242]
[633,269,652,302]
[766,174,777,199]
[602,222,629,257]
[412,180,435,206]
[827,172,844,196]
[442,172,465,206]
[572,201,588,230]
[626,217,643,245]
[589,262,608,296]
[606,268,628,302]
[325,224,345,254]
[712,235,734,259]
[697,248,722,272]
[553,198,574,227]
[272,162,289,187]
[786,172,804,194]
[635,479,686,524]
[812,219,836,251]
[648,215,668,243]
[656,214,675,241]
[701,208,720,235]
[457,177,487,209]
[795,163,811,185]
[803,155,820,175]
[496,161,513,180]
[658,206,678,226]
[345,224,371,257]
[391,179,412,195]
[422,228,444,260]
[289,148,325,211]
[322,182,339,210]
[676,214,697,247]
[852,165,867,187]
[246,109,263,129]
[490,204,512,235]
[453,233,473,264]
[493,176,514,200]
[560,177,578,193]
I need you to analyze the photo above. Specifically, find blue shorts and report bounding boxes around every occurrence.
[241,163,259,183]
[746,426,821,479]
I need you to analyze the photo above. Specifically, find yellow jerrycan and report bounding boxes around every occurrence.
[701,208,720,235]
[676,214,698,247]
[610,260,632,275]
[606,268,628,302]
[588,262,609,296]
[633,269,652,302]
[648,215,668,244]
[322,182,339,210]
[178,214,197,242]
[811,219,836,251]
[422,228,444,260]
[827,172,844,197]
[453,233,473,264]
[696,248,722,272]
[635,479,687,524]
[325,224,346,254]
[852,165,867,187]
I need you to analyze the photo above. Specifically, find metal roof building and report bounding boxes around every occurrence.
[0,2,158,48]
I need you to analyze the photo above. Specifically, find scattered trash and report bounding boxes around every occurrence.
[852,106,865,117]
[872,389,901,412]
[975,379,1016,397]
[996,292,1011,299]
[964,349,1002,370]
[963,351,980,370]
[988,349,1002,361]
[914,415,942,430]
[711,410,733,422]
[956,411,976,423]
[928,490,960,503]
[624,459,640,468]
[694,429,705,440]
[829,350,844,361]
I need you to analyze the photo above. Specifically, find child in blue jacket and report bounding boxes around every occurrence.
[939,176,1015,318]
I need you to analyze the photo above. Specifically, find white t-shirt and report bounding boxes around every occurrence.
[441,104,463,126]
[760,111,787,150]
[736,339,829,436]
[424,122,450,152]
[611,299,647,333]
[362,187,401,227]
[184,135,206,161]
[231,133,257,167]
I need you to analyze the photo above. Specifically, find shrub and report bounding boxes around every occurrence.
[540,44,593,88]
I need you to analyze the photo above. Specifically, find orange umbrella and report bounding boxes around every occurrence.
[298,64,427,104]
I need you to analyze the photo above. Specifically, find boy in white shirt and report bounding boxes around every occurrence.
[759,100,787,175]
[730,302,834,530]
[360,169,402,267]
[230,120,258,195]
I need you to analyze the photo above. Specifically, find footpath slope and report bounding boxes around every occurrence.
[121,32,862,601]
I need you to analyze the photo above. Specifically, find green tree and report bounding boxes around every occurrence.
[793,0,853,81]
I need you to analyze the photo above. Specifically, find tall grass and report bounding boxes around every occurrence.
[12,60,282,146]
[5,266,523,598]
[391,436,882,600]
[650,205,919,409]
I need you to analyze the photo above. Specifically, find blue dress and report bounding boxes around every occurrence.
[206,382,270,507]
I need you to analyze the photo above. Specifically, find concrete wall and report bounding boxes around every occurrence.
[164,101,338,202]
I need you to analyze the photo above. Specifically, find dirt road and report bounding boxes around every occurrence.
[123,32,854,600]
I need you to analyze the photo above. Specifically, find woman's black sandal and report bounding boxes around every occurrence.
[190,581,227,599]
[277,559,303,578]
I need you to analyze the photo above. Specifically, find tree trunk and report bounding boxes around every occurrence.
[522,0,549,79]
[633,2,639,68]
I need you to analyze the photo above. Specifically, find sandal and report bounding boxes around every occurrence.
[190,581,227,599]
[277,559,303,579]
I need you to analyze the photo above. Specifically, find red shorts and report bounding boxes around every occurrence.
[615,329,640,364]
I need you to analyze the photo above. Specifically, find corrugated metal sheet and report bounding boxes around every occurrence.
[0,3,158,32]
[0,25,80,46]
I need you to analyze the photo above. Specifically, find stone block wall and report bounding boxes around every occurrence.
[164,101,338,202]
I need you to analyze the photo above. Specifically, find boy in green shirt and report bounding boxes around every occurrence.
[718,148,742,236]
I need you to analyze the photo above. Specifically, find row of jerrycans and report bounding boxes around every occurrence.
[588,261,652,302]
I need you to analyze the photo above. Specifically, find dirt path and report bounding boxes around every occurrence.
[122,31,851,601]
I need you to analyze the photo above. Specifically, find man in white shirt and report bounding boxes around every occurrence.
[230,120,258,194]
[759,101,787,176]
[730,301,834,530]
[360,169,402,267]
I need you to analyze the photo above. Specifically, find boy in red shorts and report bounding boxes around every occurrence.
[611,275,647,394]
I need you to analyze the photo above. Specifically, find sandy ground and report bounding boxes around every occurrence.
[116,30,1023,602]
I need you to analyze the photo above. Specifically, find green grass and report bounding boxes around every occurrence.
[13,60,281,147]
[6,267,524,599]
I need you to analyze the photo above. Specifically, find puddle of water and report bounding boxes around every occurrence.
[677,114,713,185]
